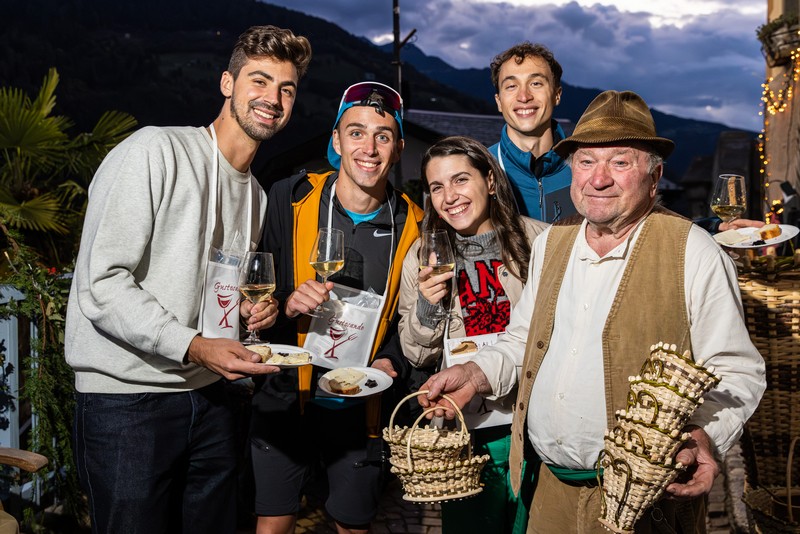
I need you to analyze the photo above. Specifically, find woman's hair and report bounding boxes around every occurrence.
[420,136,531,281]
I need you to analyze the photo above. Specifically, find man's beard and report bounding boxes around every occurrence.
[230,94,284,141]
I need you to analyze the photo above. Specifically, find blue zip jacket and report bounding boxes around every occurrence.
[490,120,575,223]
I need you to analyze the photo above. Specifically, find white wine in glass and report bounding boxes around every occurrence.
[308,228,345,316]
[710,174,747,223]
[239,252,275,345]
[419,229,456,320]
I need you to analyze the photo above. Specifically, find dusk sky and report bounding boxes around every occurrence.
[266,0,767,131]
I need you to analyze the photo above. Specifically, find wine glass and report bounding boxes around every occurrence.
[419,230,456,320]
[710,174,747,223]
[308,228,345,316]
[239,252,276,345]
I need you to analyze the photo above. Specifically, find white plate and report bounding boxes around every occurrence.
[716,224,799,249]
[249,344,314,368]
[318,367,392,398]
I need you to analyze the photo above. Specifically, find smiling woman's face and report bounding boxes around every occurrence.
[425,154,496,236]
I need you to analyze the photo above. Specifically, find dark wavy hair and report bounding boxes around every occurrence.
[490,42,562,93]
[228,25,313,80]
[420,136,531,282]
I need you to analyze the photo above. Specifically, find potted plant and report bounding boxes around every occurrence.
[757,13,800,67]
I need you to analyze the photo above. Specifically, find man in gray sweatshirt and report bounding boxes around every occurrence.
[65,26,311,533]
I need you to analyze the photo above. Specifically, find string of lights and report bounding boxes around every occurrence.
[760,36,800,223]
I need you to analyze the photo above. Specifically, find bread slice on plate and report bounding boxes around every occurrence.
[249,345,272,363]
[326,368,366,395]
[759,223,782,240]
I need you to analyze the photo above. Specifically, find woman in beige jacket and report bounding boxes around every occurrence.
[375,136,547,533]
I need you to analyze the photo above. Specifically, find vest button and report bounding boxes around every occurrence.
[518,402,525,411]
[536,341,545,349]
[526,370,532,378]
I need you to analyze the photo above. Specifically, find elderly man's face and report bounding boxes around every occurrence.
[570,146,660,229]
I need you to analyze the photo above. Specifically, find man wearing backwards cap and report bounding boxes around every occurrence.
[417,90,765,533]
[249,81,422,534]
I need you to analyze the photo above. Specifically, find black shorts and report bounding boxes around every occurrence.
[250,401,383,525]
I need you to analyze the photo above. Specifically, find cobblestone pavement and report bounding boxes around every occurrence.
[239,444,747,533]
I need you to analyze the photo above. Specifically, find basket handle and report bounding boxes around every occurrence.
[386,389,465,441]
[787,436,799,523]
[403,404,472,472]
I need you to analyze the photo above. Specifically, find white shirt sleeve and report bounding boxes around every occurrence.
[684,226,766,454]
[471,227,550,398]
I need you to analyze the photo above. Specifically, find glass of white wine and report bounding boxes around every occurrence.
[308,228,345,317]
[419,229,456,320]
[710,174,747,223]
[239,252,276,345]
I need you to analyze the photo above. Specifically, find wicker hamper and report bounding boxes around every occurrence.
[738,269,800,489]
[744,437,800,533]
[383,390,489,503]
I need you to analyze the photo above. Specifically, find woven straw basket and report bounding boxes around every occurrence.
[738,269,800,489]
[383,390,489,503]
[744,436,800,533]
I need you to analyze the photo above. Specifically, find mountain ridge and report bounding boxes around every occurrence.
[0,0,752,183]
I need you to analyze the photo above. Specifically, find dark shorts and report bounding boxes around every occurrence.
[250,401,383,526]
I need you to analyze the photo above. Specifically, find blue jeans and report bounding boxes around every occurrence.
[74,380,237,534]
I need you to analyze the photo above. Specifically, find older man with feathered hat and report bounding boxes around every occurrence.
[417,90,765,533]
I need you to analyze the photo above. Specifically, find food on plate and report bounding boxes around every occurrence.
[266,351,311,365]
[364,379,378,388]
[326,368,366,395]
[759,224,782,240]
[249,345,272,363]
[713,229,749,246]
[451,340,478,355]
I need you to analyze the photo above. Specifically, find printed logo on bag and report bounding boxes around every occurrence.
[324,317,362,359]
[214,281,239,330]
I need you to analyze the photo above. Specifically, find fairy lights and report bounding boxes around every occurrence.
[759,27,800,222]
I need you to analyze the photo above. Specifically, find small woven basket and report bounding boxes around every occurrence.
[610,419,689,463]
[639,342,720,399]
[624,380,701,433]
[744,436,800,533]
[598,341,719,533]
[383,390,489,503]
[738,268,800,489]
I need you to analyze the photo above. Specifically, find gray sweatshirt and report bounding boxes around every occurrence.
[65,126,267,393]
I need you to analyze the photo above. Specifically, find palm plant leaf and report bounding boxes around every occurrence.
[0,187,68,233]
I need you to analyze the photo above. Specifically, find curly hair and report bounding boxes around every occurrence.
[228,25,312,80]
[490,42,562,93]
[420,136,531,282]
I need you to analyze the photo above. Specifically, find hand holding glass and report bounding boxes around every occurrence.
[239,252,276,345]
[419,230,455,320]
[710,174,746,223]
[308,228,345,316]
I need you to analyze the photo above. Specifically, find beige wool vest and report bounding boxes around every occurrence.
[508,207,693,495]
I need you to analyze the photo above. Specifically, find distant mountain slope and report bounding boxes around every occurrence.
[0,0,751,183]
[0,0,494,180]
[387,43,751,180]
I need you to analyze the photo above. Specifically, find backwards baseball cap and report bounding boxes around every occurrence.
[326,81,404,169]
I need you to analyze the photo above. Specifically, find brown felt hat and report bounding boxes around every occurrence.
[553,90,675,159]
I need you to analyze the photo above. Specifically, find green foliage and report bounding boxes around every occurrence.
[0,68,137,266]
[0,225,85,525]
[757,12,800,45]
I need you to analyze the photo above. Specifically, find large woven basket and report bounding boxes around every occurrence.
[383,390,489,503]
[744,436,800,533]
[738,268,800,488]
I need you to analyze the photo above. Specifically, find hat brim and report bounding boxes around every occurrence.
[554,135,675,159]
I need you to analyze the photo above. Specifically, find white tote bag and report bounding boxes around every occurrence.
[303,283,386,370]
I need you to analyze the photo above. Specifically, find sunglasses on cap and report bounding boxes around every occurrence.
[339,81,403,119]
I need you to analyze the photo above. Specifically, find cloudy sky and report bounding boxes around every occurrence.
[267,0,767,131]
